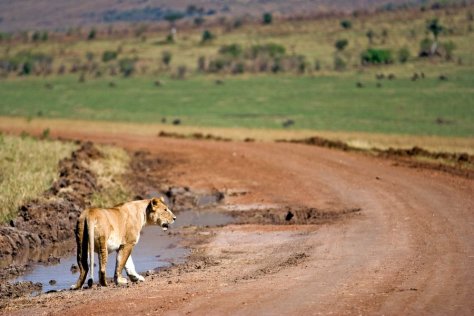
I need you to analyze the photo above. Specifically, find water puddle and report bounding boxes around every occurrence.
[12,209,234,293]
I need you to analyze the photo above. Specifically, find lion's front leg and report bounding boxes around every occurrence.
[125,255,145,282]
[114,244,133,285]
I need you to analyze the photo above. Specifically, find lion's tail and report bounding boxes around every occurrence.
[87,218,95,288]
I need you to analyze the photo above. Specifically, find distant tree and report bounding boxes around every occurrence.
[366,29,375,45]
[88,28,97,40]
[427,18,443,41]
[340,20,352,29]
[398,47,410,63]
[41,31,48,41]
[262,12,273,25]
[201,30,215,43]
[162,51,172,67]
[335,39,349,51]
[164,12,185,25]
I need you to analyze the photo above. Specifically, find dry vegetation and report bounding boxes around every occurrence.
[0,133,76,222]
[88,144,133,208]
[0,133,132,223]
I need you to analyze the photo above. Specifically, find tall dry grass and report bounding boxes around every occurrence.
[88,145,133,208]
[0,133,76,223]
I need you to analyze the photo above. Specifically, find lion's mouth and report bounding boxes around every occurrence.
[161,223,169,231]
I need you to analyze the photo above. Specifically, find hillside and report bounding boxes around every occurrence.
[0,0,425,32]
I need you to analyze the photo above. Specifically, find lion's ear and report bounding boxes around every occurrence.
[159,196,165,202]
[151,198,158,206]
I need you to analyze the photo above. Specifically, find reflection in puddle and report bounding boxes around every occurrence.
[12,210,234,293]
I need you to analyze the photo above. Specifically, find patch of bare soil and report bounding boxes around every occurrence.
[0,281,42,299]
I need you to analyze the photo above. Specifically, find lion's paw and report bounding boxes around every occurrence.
[129,274,145,282]
[115,276,128,285]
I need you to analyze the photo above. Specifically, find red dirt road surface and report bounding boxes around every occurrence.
[2,128,474,315]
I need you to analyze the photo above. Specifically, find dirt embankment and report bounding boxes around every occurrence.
[277,136,474,179]
[0,142,101,279]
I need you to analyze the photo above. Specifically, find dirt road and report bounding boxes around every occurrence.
[2,128,474,315]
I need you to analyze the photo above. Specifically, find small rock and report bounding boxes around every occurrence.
[49,279,57,285]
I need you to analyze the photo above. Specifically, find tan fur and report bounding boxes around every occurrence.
[71,197,175,289]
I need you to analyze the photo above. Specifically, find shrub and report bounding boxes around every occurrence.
[398,47,410,63]
[361,48,393,65]
[340,20,352,29]
[271,58,282,73]
[250,43,285,59]
[162,51,172,66]
[208,58,229,72]
[219,44,243,57]
[419,38,434,55]
[335,39,348,51]
[232,62,245,74]
[118,58,136,77]
[88,28,97,40]
[102,50,118,62]
[263,12,272,25]
[31,31,41,42]
[201,30,215,43]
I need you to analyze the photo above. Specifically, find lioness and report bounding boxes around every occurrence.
[71,197,176,290]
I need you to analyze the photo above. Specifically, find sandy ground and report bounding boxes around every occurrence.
[1,127,473,315]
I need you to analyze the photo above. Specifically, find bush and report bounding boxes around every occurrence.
[442,41,456,60]
[219,44,243,58]
[118,58,136,77]
[162,51,172,66]
[201,30,215,43]
[263,12,272,25]
[398,47,411,63]
[232,62,245,74]
[250,43,285,59]
[361,48,393,65]
[335,39,348,51]
[340,20,352,29]
[419,38,434,56]
[102,50,118,62]
[31,31,41,42]
[88,29,97,40]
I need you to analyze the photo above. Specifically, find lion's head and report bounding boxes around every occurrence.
[146,197,176,230]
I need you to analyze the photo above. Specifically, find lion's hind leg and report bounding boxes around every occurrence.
[71,218,89,290]
[98,235,108,286]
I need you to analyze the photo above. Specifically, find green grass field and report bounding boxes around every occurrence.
[1,5,473,138]
[0,69,473,137]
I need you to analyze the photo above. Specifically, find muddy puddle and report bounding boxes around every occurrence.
[11,210,234,294]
